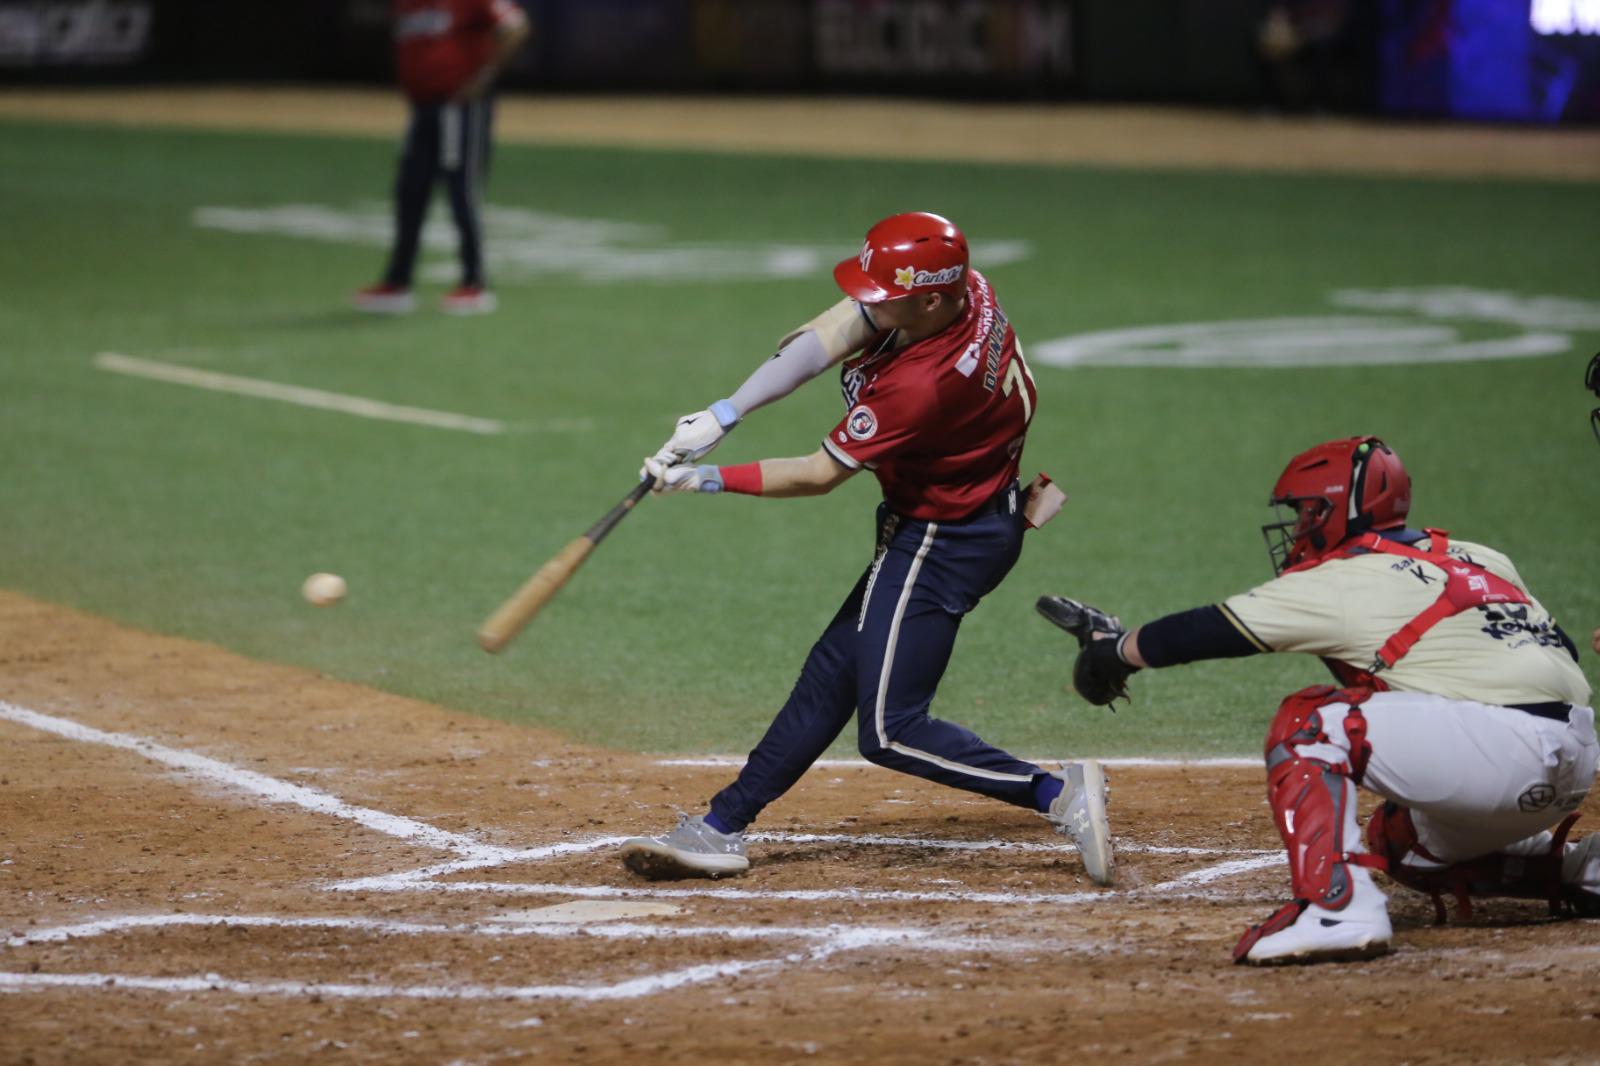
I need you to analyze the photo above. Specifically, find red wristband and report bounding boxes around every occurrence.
[719,462,764,495]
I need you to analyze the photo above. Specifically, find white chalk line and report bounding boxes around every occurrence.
[332,856,1284,906]
[6,913,1003,953]
[654,756,1261,769]
[745,832,1274,859]
[92,352,508,435]
[2,700,1278,910]
[332,834,1274,891]
[0,962,787,1003]
[0,916,1020,1004]
[0,699,1286,1004]
[0,700,490,858]
[0,930,961,1005]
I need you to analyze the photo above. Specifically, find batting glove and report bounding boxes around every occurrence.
[643,458,724,494]
[645,401,740,473]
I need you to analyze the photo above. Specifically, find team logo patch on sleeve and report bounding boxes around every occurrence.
[847,405,878,441]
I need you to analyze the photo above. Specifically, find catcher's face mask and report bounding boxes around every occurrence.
[1261,496,1331,575]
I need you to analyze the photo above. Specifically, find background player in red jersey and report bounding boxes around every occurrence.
[617,212,1113,886]
[354,0,528,316]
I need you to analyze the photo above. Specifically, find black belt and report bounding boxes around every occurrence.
[1509,701,1574,722]
[952,481,1020,523]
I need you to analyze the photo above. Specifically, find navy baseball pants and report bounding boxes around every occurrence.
[709,486,1042,832]
[383,95,495,289]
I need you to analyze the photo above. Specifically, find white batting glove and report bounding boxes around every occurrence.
[647,400,741,469]
[643,457,724,495]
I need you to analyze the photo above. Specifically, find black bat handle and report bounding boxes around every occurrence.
[585,479,652,544]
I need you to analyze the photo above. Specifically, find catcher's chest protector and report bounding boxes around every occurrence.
[1291,528,1531,689]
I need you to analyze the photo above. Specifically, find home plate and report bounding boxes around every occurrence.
[490,901,685,924]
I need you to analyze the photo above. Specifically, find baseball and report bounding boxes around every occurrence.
[301,572,347,607]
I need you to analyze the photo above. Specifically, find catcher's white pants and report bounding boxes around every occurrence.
[1319,691,1599,863]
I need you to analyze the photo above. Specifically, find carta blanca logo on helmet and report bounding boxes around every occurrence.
[894,265,964,291]
[847,405,878,440]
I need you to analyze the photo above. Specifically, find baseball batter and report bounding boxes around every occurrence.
[617,212,1112,885]
[1042,436,1598,964]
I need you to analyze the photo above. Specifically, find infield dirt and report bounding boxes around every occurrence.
[3,589,1598,1064]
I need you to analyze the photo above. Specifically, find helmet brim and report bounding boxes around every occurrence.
[833,258,896,304]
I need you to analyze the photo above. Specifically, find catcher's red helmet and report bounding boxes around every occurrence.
[833,211,969,304]
[1261,436,1411,574]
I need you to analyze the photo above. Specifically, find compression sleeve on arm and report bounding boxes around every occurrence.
[726,329,835,419]
[1138,605,1266,668]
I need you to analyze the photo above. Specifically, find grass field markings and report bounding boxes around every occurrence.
[653,756,1262,769]
[0,700,497,858]
[91,353,508,435]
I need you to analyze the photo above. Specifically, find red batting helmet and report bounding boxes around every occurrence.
[833,211,969,304]
[1261,436,1411,574]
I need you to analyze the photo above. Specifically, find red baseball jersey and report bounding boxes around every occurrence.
[821,270,1037,521]
[392,0,520,103]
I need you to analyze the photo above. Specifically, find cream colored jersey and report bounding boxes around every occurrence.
[1221,536,1590,707]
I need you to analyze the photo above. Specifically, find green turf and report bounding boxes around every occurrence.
[1,118,1596,757]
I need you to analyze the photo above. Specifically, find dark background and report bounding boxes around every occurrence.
[2,0,1597,122]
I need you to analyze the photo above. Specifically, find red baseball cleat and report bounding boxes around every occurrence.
[352,283,415,314]
[441,285,498,315]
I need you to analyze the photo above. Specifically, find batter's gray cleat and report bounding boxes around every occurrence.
[1046,761,1115,886]
[619,813,750,880]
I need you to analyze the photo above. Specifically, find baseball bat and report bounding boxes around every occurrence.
[477,479,652,653]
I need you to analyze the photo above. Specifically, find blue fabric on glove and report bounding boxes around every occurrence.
[709,399,740,429]
[696,465,724,493]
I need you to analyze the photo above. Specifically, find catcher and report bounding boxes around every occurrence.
[1039,435,1597,965]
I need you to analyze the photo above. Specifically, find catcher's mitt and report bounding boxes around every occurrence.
[1035,595,1139,707]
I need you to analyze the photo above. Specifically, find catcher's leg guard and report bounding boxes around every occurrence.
[1367,804,1591,922]
[1264,685,1382,910]
[1235,686,1390,965]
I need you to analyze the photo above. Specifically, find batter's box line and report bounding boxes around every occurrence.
[0,914,1031,1005]
[328,853,1285,906]
[0,702,1267,880]
[0,701,1281,907]
[329,833,1275,892]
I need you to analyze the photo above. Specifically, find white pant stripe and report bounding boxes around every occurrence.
[441,105,461,170]
[872,522,1033,784]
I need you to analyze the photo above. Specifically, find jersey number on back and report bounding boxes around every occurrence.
[1002,345,1035,425]
[1002,345,1035,459]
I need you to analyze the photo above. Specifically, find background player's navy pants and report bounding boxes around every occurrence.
[710,489,1041,832]
[383,95,495,288]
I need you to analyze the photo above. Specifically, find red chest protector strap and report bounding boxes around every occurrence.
[1312,528,1530,671]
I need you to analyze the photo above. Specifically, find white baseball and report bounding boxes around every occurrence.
[301,572,347,607]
